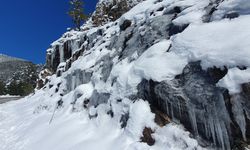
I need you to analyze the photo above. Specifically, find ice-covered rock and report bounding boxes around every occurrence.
[1,0,250,149]
[37,0,250,149]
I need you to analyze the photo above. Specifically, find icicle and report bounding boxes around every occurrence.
[72,75,76,90]
[209,116,216,144]
[214,121,224,150]
[51,49,55,68]
[188,107,198,136]
[231,94,247,141]
[59,45,64,63]
[221,123,231,150]
[178,99,182,118]
[165,101,169,116]
[170,102,174,120]
[204,116,210,138]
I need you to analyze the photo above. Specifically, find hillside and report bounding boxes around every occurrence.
[1,0,250,150]
[0,54,40,96]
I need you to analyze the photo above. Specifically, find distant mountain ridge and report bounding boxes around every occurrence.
[0,54,26,63]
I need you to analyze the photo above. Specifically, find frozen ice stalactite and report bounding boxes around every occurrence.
[59,44,65,63]
[138,62,234,149]
[231,94,247,141]
[65,69,92,93]
[181,62,232,150]
[185,91,231,150]
[187,106,198,136]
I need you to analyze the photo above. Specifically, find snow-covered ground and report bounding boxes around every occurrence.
[0,92,203,150]
[0,95,20,98]
[0,95,21,104]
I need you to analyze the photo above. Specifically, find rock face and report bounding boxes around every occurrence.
[41,0,250,149]
[137,62,233,149]
[92,0,144,26]
[0,54,40,96]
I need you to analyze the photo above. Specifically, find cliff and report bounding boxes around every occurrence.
[1,0,250,149]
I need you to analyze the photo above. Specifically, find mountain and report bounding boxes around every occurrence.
[0,54,41,96]
[1,0,250,149]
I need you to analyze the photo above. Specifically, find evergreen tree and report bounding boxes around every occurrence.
[0,81,6,95]
[68,0,87,30]
[6,81,34,96]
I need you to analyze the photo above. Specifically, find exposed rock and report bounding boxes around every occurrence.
[120,112,129,128]
[242,82,250,99]
[119,19,132,31]
[207,66,228,83]
[164,6,182,14]
[140,127,155,146]
[37,69,52,89]
[92,0,143,26]
[151,106,171,127]
[224,12,239,19]
[168,23,189,36]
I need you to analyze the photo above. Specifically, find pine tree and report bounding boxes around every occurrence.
[0,81,6,95]
[68,0,87,30]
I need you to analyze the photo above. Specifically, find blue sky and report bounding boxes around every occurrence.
[0,0,98,64]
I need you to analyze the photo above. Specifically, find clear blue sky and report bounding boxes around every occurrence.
[0,0,98,64]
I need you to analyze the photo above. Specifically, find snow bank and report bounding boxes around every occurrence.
[171,15,250,69]
[122,0,210,25]
[212,0,250,20]
[0,95,20,98]
[133,40,187,82]
[172,0,210,25]
[0,94,204,150]
[126,100,155,139]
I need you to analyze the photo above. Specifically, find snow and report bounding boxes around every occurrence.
[0,93,204,150]
[126,100,155,139]
[133,40,187,82]
[0,95,20,98]
[110,40,187,97]
[152,124,201,150]
[172,0,210,25]
[212,0,250,20]
[217,68,250,94]
[120,0,210,25]
[171,15,250,69]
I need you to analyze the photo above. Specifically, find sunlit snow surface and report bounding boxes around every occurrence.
[0,92,202,150]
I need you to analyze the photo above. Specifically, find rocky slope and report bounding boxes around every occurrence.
[0,54,40,96]
[1,0,250,150]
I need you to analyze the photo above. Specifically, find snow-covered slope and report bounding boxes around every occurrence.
[1,0,250,150]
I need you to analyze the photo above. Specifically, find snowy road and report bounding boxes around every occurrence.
[0,97,21,104]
